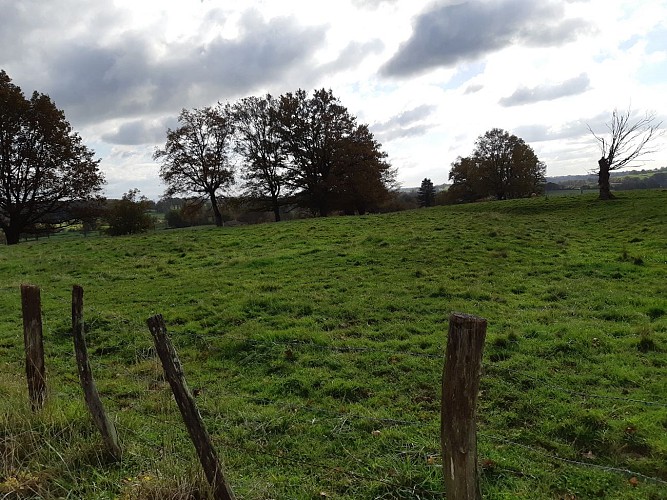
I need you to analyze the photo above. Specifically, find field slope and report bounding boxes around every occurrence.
[1,190,666,499]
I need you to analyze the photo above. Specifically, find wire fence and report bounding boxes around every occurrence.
[93,330,667,494]
[5,298,667,498]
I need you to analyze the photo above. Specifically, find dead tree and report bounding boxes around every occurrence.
[588,109,662,200]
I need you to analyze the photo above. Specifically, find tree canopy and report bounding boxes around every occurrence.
[232,94,287,221]
[153,105,235,227]
[0,70,104,244]
[156,89,395,221]
[447,129,545,203]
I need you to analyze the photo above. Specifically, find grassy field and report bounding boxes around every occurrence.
[1,190,666,499]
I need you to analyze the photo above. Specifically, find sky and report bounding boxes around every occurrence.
[2,0,666,199]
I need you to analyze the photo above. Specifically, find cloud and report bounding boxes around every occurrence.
[499,73,591,106]
[317,40,385,75]
[372,104,436,141]
[381,0,592,77]
[6,7,327,126]
[102,117,178,145]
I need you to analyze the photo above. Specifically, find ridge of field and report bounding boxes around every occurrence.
[1,190,666,499]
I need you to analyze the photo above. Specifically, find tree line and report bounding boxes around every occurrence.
[154,89,397,226]
[1,67,662,244]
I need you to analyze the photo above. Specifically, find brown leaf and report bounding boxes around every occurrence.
[629,477,639,487]
[582,450,596,460]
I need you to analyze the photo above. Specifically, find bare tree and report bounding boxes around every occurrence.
[589,109,663,200]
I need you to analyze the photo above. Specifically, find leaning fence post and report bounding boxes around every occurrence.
[21,284,47,410]
[147,314,236,500]
[441,313,487,500]
[72,285,121,459]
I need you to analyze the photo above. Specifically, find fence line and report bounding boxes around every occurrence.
[479,433,667,486]
[6,293,667,497]
[105,382,667,489]
[216,334,667,408]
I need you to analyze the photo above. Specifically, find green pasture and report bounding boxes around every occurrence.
[1,190,666,499]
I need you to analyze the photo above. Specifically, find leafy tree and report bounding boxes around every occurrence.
[276,88,393,216]
[417,178,436,207]
[154,105,235,227]
[446,156,482,203]
[588,108,662,200]
[0,70,104,244]
[332,124,396,214]
[276,89,356,216]
[447,129,545,203]
[105,189,153,236]
[232,94,288,222]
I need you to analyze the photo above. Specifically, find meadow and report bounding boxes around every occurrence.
[1,190,666,499]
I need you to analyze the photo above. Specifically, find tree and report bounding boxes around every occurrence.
[332,124,396,214]
[417,178,436,207]
[276,89,356,216]
[588,108,663,200]
[446,156,482,204]
[154,105,235,227]
[0,70,104,244]
[447,129,545,203]
[233,94,288,222]
[105,189,153,236]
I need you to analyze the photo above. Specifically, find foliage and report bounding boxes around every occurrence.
[0,70,104,245]
[276,88,394,216]
[1,189,665,499]
[233,94,288,222]
[105,189,153,236]
[447,129,545,203]
[417,178,436,207]
[588,108,663,200]
[154,105,235,227]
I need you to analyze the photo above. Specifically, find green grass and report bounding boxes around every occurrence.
[1,190,666,499]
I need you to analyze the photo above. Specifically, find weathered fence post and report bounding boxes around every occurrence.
[147,314,236,500]
[21,284,47,410]
[72,285,121,459]
[441,313,487,500]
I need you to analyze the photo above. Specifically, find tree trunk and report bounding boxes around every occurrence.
[598,157,614,200]
[271,194,281,222]
[4,226,21,245]
[209,192,223,227]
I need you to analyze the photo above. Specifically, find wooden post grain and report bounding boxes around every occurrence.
[72,285,121,459]
[441,313,487,500]
[21,284,47,410]
[147,314,235,500]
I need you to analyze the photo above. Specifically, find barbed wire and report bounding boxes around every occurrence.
[486,365,667,408]
[479,432,667,486]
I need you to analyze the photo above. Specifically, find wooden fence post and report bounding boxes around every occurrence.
[147,314,236,500]
[441,313,487,500]
[72,285,122,459]
[21,284,47,410]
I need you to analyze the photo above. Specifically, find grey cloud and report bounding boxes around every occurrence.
[465,84,484,94]
[5,6,327,126]
[102,117,178,145]
[372,104,436,141]
[377,124,431,141]
[318,40,385,74]
[513,111,609,143]
[499,73,590,107]
[381,0,592,77]
[352,0,398,8]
